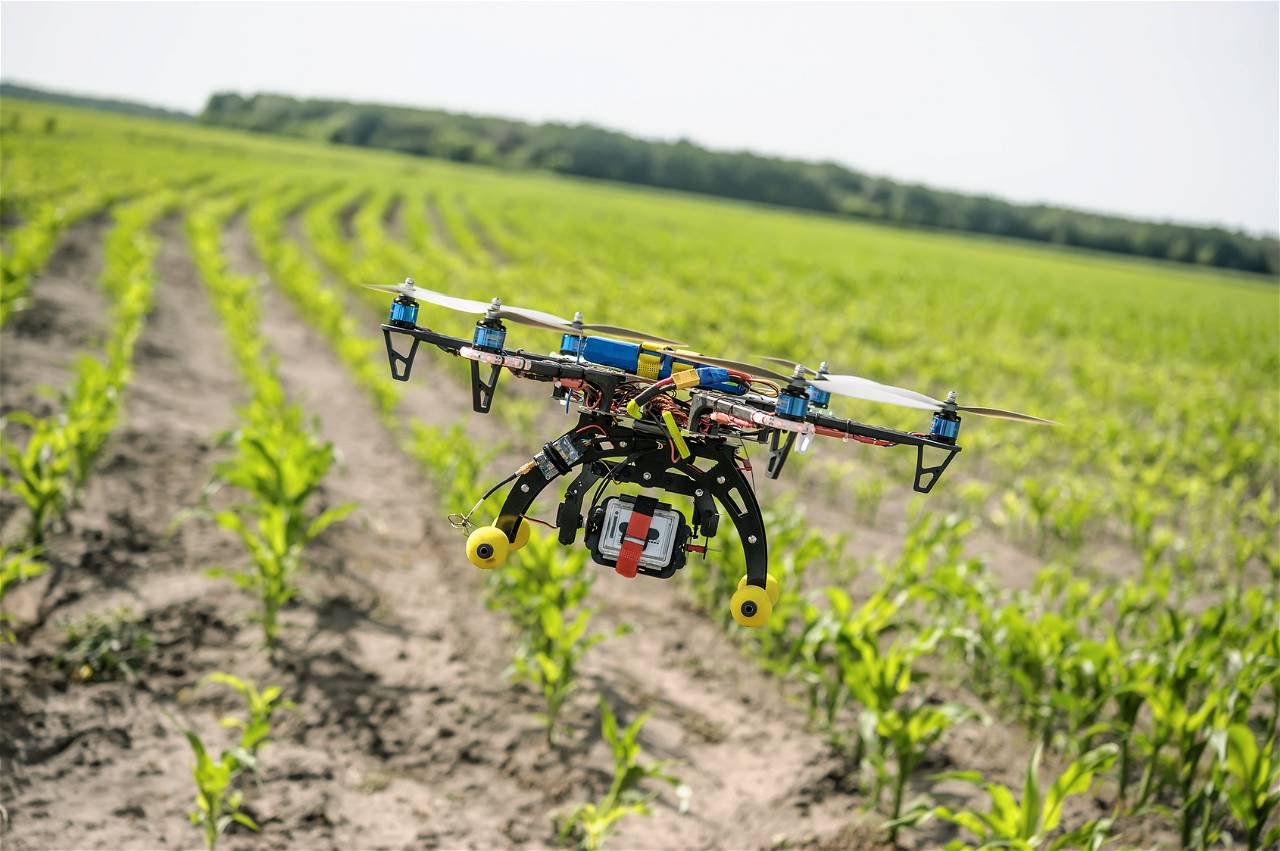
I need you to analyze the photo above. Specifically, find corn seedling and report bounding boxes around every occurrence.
[840,629,970,840]
[927,743,1118,850]
[1222,723,1280,851]
[183,672,292,850]
[487,533,623,744]
[184,730,257,851]
[558,698,680,851]
[0,412,73,546]
[205,671,295,761]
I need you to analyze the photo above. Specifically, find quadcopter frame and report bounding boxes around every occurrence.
[381,318,962,604]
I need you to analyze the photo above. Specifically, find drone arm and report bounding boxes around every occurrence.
[807,410,962,493]
[806,410,958,452]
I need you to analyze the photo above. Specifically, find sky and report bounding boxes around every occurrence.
[2,1,1277,235]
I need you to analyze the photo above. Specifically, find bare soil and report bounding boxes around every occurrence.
[0,218,1171,850]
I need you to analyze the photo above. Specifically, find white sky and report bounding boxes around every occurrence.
[2,1,1277,234]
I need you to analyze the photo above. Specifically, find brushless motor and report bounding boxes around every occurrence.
[472,318,507,351]
[389,294,419,327]
[929,411,961,444]
[774,385,810,420]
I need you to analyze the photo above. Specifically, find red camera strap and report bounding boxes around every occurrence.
[615,496,658,578]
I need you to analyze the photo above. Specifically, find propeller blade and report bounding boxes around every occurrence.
[501,304,574,328]
[814,371,942,408]
[956,405,1056,425]
[366,282,492,315]
[813,374,941,411]
[579,323,685,346]
[760,355,940,406]
[495,309,577,333]
[826,374,943,408]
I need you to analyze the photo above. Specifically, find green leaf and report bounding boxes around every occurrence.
[1224,723,1259,786]
[1042,744,1117,834]
[305,502,355,540]
[230,812,259,831]
[1020,745,1043,837]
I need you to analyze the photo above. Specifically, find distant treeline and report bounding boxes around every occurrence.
[1,81,193,123]
[188,92,1254,275]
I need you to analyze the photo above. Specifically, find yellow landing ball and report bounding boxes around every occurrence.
[730,583,773,628]
[465,526,509,569]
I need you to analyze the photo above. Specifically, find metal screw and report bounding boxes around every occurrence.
[695,488,704,497]
[716,475,726,484]
[619,441,628,448]
[747,535,758,544]
[520,483,530,493]
[642,472,652,481]
[946,390,958,404]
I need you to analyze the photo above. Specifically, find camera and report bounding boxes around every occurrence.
[585,495,691,578]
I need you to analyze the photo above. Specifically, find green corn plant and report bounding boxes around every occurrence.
[184,730,256,851]
[0,412,73,546]
[208,496,351,653]
[1221,723,1280,851]
[927,743,1118,850]
[183,673,290,850]
[187,192,353,655]
[0,186,116,325]
[0,545,44,641]
[1132,633,1226,804]
[794,588,905,735]
[488,533,623,744]
[839,629,971,840]
[558,698,680,851]
[205,671,295,761]
[62,355,121,494]
[205,402,351,652]
[1100,652,1159,806]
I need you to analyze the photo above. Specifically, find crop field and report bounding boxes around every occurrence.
[1,99,1277,850]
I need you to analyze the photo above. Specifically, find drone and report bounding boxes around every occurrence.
[373,277,1052,628]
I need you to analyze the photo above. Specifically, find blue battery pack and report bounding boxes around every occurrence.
[580,337,745,394]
